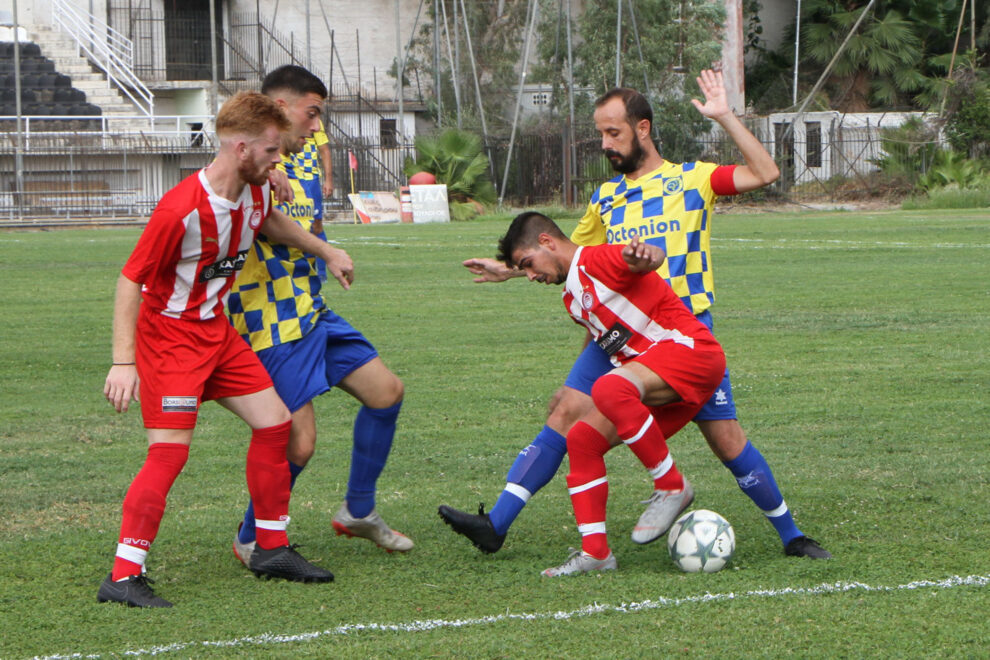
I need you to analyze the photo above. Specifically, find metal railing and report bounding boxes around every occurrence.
[51,0,154,117]
[0,114,215,149]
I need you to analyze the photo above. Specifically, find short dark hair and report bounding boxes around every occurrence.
[596,87,653,131]
[496,211,566,267]
[261,64,328,100]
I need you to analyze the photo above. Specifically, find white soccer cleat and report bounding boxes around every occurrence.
[331,504,414,552]
[541,548,617,577]
[631,479,695,544]
[232,522,256,567]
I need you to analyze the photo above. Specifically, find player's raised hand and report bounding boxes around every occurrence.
[462,257,519,283]
[268,168,293,203]
[691,69,731,120]
[622,234,665,272]
[324,246,354,290]
[104,364,140,413]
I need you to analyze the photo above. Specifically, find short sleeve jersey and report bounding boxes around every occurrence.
[227,151,326,352]
[570,160,727,315]
[563,244,716,367]
[121,168,270,321]
[296,120,329,181]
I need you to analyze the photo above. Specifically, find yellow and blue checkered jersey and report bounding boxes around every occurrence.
[571,160,724,316]
[227,151,327,352]
[295,121,329,181]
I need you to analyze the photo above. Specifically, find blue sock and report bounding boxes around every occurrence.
[723,441,802,545]
[488,426,567,536]
[239,461,304,544]
[346,402,401,519]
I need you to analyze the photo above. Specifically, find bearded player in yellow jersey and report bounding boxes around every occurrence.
[440,69,830,561]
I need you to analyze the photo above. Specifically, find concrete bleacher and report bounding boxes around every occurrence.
[0,40,102,128]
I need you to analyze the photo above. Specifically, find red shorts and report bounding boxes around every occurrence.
[135,307,273,429]
[630,339,726,439]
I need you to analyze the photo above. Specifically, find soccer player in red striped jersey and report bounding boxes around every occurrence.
[497,211,725,575]
[442,70,831,561]
[98,91,353,608]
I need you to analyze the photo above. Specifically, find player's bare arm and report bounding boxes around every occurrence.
[267,168,293,203]
[319,142,334,197]
[691,69,780,193]
[622,234,666,273]
[462,257,524,283]
[262,207,355,290]
[104,274,142,413]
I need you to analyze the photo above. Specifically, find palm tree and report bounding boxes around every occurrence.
[405,129,497,220]
[802,1,929,110]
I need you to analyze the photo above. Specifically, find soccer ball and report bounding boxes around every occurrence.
[667,509,735,573]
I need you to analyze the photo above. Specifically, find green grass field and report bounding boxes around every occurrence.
[1,208,988,658]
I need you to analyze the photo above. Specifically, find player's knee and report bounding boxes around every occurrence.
[698,419,747,461]
[380,372,404,407]
[546,388,593,431]
[288,425,317,465]
[590,372,640,420]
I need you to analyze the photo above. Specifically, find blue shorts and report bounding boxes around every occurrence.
[255,310,378,413]
[563,310,737,422]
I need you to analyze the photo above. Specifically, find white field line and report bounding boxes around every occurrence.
[714,237,990,249]
[35,573,990,660]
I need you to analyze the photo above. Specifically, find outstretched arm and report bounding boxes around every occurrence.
[462,257,526,283]
[692,69,779,193]
[262,208,354,290]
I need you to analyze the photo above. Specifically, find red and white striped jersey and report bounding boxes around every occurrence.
[563,244,718,366]
[122,169,271,321]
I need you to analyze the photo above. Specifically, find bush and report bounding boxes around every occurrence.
[942,61,990,159]
[871,117,941,183]
[901,184,990,209]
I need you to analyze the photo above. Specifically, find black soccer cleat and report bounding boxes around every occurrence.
[97,573,173,608]
[438,503,506,554]
[249,544,334,583]
[784,535,832,559]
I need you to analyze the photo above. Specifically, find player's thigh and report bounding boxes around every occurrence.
[337,356,403,408]
[146,427,194,446]
[217,387,291,429]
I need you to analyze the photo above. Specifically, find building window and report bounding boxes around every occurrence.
[806,122,822,168]
[380,118,398,148]
[532,92,550,106]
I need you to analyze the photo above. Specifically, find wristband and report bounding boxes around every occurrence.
[112,362,135,366]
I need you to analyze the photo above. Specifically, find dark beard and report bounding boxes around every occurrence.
[605,138,645,174]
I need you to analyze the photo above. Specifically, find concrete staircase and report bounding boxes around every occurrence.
[27,23,152,132]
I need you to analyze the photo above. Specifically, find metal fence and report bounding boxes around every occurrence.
[0,120,940,225]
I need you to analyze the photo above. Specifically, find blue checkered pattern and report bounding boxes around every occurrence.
[227,153,327,351]
[571,160,721,315]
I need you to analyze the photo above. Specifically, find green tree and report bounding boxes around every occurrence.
[797,0,986,110]
[401,0,532,132]
[535,0,725,161]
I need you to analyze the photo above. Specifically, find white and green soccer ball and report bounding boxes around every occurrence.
[667,509,735,573]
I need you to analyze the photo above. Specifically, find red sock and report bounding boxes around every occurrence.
[592,373,684,492]
[246,420,292,550]
[565,421,613,559]
[112,442,189,581]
